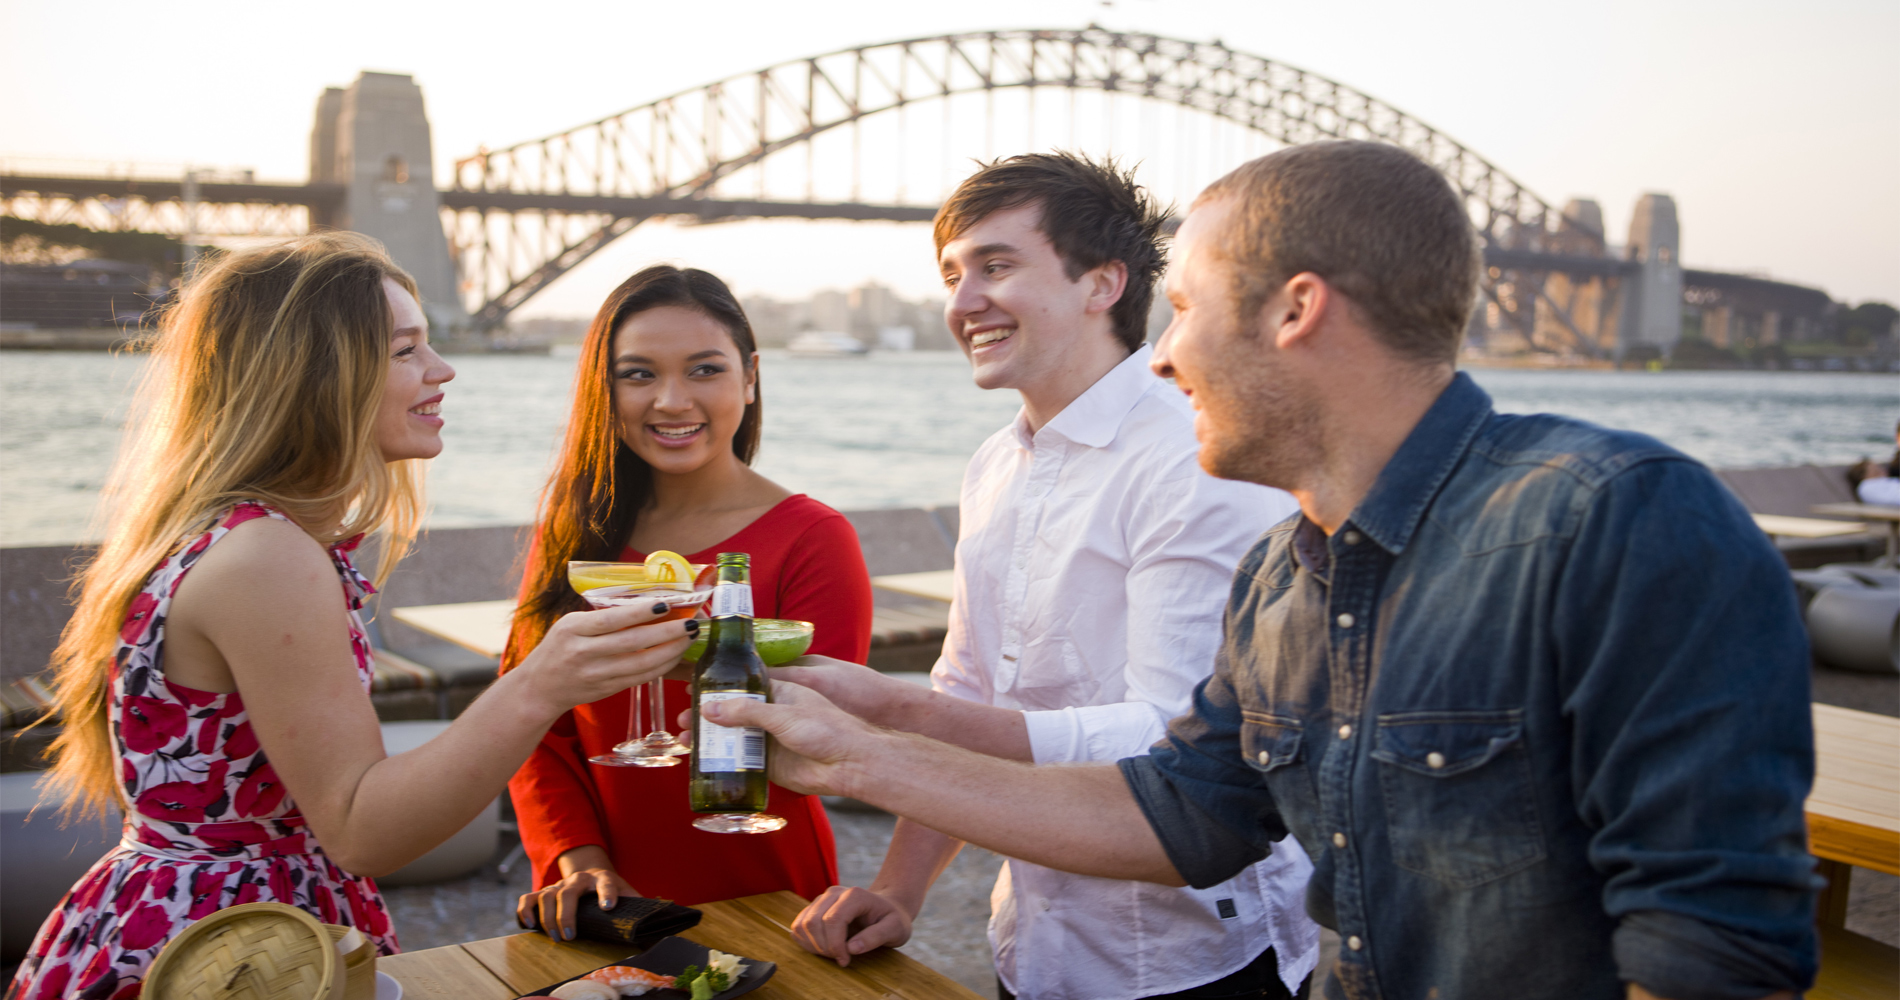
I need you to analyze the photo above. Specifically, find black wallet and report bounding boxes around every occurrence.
[571,892,703,947]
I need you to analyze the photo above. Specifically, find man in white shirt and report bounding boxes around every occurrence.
[784,153,1317,1000]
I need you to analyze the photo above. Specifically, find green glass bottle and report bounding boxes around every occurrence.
[688,553,786,834]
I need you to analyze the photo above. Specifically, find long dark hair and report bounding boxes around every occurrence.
[504,265,761,669]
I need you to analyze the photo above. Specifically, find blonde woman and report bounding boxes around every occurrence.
[7,234,691,1000]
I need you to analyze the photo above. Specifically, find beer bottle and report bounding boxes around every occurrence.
[688,553,786,833]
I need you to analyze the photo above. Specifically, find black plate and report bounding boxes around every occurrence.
[520,936,775,998]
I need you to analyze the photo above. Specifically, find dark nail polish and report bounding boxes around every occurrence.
[684,619,701,634]
[651,602,669,615]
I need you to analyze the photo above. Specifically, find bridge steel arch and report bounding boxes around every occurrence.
[450,27,1608,342]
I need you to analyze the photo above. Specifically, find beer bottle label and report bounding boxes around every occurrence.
[710,582,753,618]
[697,691,766,772]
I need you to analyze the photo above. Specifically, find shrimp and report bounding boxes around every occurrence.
[579,965,678,996]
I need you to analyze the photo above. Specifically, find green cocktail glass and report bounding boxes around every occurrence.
[686,618,813,665]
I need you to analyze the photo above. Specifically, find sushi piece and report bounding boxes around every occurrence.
[548,982,618,1000]
[580,965,678,996]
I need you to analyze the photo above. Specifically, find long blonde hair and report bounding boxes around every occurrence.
[42,232,426,818]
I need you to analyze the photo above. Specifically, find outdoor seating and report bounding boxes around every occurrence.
[375,720,499,886]
[1715,464,1886,568]
[1807,703,1900,998]
[0,770,119,962]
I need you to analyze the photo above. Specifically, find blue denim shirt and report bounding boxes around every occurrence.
[1121,373,1817,1000]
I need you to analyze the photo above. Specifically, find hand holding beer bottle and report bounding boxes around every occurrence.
[689,552,786,834]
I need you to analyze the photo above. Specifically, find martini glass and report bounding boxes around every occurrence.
[569,561,708,767]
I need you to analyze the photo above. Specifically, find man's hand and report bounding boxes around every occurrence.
[774,655,1034,762]
[772,655,925,729]
[697,681,1182,886]
[791,886,915,966]
[696,679,882,797]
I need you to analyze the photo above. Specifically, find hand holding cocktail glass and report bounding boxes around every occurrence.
[569,553,710,767]
[506,599,693,716]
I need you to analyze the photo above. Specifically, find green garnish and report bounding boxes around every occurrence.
[671,963,728,998]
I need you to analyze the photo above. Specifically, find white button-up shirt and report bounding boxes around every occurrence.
[933,346,1319,1000]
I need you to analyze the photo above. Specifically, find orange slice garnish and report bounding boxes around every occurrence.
[644,549,693,586]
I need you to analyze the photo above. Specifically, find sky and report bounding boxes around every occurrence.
[3,0,1895,317]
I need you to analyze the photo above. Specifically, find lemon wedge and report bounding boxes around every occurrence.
[644,549,693,586]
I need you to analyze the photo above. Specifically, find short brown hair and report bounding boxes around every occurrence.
[934,152,1166,352]
[1195,141,1480,364]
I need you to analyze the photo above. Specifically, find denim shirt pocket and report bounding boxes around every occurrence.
[1371,708,1546,887]
[1241,713,1321,828]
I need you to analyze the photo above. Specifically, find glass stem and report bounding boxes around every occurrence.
[648,679,666,739]
[625,684,645,747]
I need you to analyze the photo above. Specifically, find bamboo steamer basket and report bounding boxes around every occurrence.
[145,902,343,1000]
[323,923,378,1000]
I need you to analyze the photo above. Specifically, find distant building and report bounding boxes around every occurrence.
[736,283,955,350]
[809,289,850,334]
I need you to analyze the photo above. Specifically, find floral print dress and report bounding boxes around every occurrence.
[8,503,398,1000]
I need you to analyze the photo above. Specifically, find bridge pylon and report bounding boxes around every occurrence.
[310,72,468,336]
[1621,194,1684,359]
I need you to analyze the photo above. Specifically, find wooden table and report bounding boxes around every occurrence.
[1801,704,1900,999]
[871,570,956,604]
[379,891,980,999]
[1808,704,1899,878]
[390,599,517,659]
[1752,513,1868,540]
[1811,502,1900,565]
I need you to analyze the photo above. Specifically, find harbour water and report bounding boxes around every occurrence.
[1,348,1894,546]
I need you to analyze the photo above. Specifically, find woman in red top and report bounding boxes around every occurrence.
[506,265,872,938]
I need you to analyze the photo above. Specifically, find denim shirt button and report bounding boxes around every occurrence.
[1336,613,1355,628]
[1347,935,1364,951]
[1426,751,1447,769]
[1332,832,1347,848]
[1337,724,1352,739]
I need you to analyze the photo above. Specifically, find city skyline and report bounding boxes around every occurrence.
[2,0,1894,315]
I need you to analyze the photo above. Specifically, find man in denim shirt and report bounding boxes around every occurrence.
[705,141,1818,999]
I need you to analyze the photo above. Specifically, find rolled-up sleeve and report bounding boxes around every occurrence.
[1558,459,1818,996]
[1119,655,1289,889]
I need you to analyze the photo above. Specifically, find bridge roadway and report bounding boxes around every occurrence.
[1,170,1585,275]
[0,172,935,225]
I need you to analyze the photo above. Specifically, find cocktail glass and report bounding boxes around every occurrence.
[568,561,708,768]
[681,619,815,667]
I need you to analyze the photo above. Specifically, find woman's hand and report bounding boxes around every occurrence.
[516,845,637,941]
[512,602,698,715]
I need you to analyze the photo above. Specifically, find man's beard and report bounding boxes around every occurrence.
[1196,338,1321,491]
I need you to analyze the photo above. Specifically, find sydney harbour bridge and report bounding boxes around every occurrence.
[3,27,1732,358]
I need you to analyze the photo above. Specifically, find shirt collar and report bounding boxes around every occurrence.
[1346,371,1494,555]
[1016,344,1158,450]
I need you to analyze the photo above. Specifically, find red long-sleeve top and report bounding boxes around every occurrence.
[508,495,872,904]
